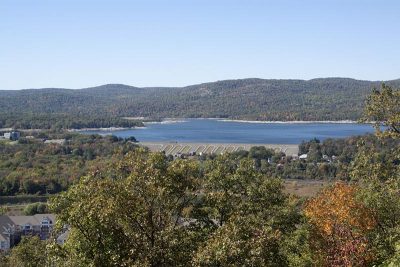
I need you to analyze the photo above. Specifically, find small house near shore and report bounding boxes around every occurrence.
[0,214,55,251]
[3,131,20,141]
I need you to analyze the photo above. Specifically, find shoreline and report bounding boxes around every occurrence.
[144,119,188,125]
[67,118,372,131]
[145,118,367,124]
[215,119,363,124]
[68,126,142,132]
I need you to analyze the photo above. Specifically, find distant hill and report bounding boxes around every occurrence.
[1,78,400,128]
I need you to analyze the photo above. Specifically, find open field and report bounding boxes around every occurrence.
[2,205,26,216]
[139,142,299,156]
[284,179,330,197]
[0,195,49,205]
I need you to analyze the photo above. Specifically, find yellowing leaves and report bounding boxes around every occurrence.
[305,183,376,236]
[304,183,377,266]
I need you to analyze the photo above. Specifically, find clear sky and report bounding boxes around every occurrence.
[1,0,399,89]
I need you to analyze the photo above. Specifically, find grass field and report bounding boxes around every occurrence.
[3,204,26,216]
[284,179,330,198]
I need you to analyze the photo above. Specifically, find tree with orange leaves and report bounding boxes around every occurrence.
[304,183,376,266]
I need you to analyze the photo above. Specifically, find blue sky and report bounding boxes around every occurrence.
[1,0,399,89]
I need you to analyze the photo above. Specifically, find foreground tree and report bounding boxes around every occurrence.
[192,155,312,266]
[0,236,48,267]
[48,150,311,266]
[304,183,376,266]
[363,83,400,139]
[350,83,400,265]
[50,149,203,266]
[350,143,400,264]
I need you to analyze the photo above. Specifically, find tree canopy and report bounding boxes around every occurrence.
[46,150,308,266]
[2,83,400,266]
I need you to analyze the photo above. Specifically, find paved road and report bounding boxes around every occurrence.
[139,142,299,156]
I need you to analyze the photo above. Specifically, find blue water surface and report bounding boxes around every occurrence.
[81,119,375,144]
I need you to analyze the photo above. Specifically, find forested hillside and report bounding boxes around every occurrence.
[1,84,399,267]
[0,133,139,196]
[1,78,400,128]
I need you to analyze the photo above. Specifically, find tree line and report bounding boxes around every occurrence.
[0,113,143,130]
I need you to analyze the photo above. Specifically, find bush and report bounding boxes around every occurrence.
[23,202,48,215]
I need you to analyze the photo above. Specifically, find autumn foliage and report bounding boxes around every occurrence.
[304,183,376,266]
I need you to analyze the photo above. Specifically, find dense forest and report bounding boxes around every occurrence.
[228,134,399,181]
[0,85,399,266]
[2,134,399,265]
[0,113,143,130]
[1,78,400,129]
[1,129,397,197]
[1,129,398,198]
[0,133,139,196]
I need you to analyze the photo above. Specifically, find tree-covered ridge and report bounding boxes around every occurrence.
[1,78,400,123]
[0,113,143,130]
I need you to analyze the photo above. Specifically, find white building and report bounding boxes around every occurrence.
[299,154,308,160]
[3,131,20,141]
[0,214,55,251]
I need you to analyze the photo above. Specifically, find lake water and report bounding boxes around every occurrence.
[82,119,375,144]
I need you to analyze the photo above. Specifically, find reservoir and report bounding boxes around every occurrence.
[81,119,375,144]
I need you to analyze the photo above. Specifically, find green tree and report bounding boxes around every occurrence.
[3,236,48,267]
[193,155,312,266]
[248,146,275,169]
[362,83,400,139]
[48,150,313,266]
[23,202,48,215]
[50,149,204,266]
[350,144,400,264]
[350,84,400,264]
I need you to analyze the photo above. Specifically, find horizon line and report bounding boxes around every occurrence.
[1,76,399,91]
